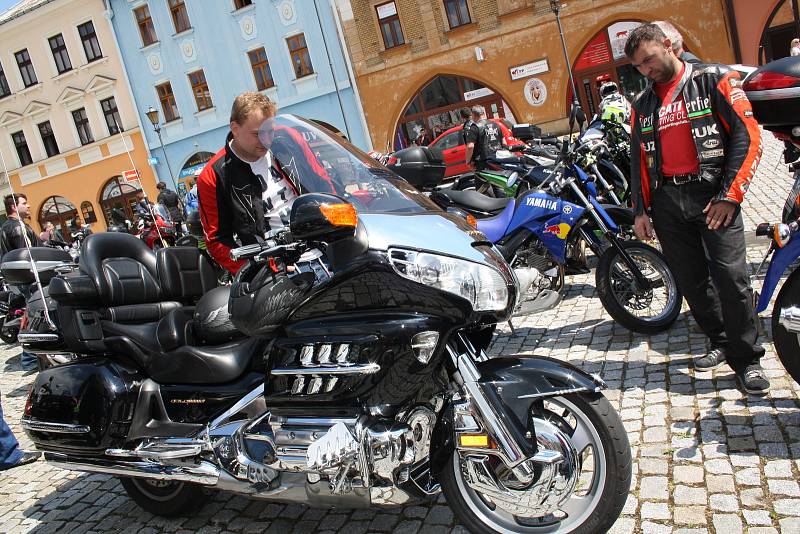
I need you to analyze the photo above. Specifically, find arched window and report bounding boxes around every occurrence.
[80,201,97,223]
[396,75,514,150]
[38,196,78,242]
[99,176,141,225]
[178,151,214,194]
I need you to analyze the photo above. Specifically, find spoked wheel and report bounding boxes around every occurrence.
[596,241,681,334]
[441,393,631,534]
[120,477,211,517]
[772,269,800,385]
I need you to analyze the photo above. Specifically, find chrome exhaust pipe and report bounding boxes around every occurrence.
[779,306,800,334]
[43,452,220,485]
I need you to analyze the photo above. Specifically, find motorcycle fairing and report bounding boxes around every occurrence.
[757,237,800,312]
[497,191,585,263]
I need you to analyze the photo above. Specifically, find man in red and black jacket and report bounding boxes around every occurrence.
[625,23,767,394]
[198,93,334,273]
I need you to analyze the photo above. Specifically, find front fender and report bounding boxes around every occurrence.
[757,238,800,313]
[477,355,605,447]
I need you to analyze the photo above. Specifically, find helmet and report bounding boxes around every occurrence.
[185,209,203,237]
[193,286,241,344]
[228,262,315,336]
[599,82,619,99]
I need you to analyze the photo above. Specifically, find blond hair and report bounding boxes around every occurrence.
[793,38,800,46]
[230,92,277,124]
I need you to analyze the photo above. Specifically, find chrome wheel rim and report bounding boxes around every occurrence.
[453,396,607,533]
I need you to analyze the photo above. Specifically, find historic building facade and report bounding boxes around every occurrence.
[105,0,371,195]
[0,0,159,234]
[333,0,748,149]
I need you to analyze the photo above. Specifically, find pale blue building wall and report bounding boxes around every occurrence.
[105,0,368,191]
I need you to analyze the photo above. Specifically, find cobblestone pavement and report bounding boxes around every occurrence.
[0,132,797,533]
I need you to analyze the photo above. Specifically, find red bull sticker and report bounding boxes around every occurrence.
[544,223,571,239]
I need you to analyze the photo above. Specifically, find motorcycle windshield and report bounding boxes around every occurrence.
[261,115,440,214]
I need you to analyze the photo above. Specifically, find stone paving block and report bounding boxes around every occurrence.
[673,486,707,506]
[672,505,706,525]
[712,514,744,534]
[767,479,800,496]
[706,474,735,494]
[640,502,670,520]
[673,466,704,484]
[640,477,669,500]
[773,498,800,516]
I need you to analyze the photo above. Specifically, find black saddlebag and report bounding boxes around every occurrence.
[22,359,142,455]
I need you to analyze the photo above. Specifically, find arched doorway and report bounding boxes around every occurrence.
[178,151,214,195]
[395,75,516,150]
[571,21,648,117]
[38,196,78,242]
[760,0,800,64]
[99,176,141,225]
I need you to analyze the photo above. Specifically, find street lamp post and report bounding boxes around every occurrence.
[549,0,579,105]
[145,106,178,191]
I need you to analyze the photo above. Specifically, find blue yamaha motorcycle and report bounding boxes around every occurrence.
[433,117,682,334]
[743,55,800,384]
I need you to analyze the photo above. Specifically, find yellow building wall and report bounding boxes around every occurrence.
[8,130,158,233]
[340,0,736,148]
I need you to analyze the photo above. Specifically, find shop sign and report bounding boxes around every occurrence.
[510,59,549,81]
[574,33,611,71]
[122,169,140,183]
[463,87,494,101]
[607,21,642,60]
[524,78,547,107]
[178,162,206,179]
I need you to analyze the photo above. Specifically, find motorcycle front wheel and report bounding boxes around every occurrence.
[441,393,631,533]
[772,269,800,385]
[596,241,681,334]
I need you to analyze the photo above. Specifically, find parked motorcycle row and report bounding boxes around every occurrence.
[0,57,796,533]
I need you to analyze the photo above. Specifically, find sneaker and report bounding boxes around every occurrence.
[0,450,40,471]
[694,348,727,370]
[737,365,770,395]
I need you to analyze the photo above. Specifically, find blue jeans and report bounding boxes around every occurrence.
[20,351,36,370]
[0,394,21,467]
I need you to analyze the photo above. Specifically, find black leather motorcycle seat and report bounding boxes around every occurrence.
[435,189,510,213]
[156,247,218,304]
[101,310,259,384]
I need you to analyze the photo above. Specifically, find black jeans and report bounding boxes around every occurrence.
[651,180,764,372]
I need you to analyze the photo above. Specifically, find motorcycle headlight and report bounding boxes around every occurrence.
[388,249,509,311]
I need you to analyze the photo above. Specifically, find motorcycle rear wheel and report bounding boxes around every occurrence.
[440,393,631,533]
[120,477,211,517]
[596,241,681,334]
[771,269,800,385]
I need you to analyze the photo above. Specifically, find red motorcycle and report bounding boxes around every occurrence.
[108,206,175,250]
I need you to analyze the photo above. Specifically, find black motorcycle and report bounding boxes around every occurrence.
[18,116,630,533]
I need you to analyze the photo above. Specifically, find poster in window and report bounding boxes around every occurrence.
[377,2,397,19]
[607,21,642,60]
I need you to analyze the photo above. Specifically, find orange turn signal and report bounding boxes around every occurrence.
[466,213,477,229]
[320,203,357,228]
[458,434,494,448]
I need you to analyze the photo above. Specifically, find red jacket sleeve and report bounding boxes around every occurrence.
[197,154,245,274]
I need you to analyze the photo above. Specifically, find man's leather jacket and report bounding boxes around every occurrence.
[197,126,336,273]
[0,217,40,257]
[630,61,762,216]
